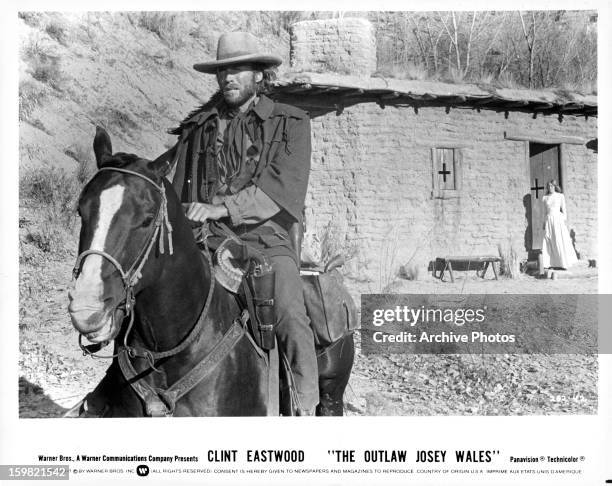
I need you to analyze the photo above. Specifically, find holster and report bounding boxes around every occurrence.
[244,261,276,350]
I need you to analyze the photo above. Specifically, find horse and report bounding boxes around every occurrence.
[66,127,354,417]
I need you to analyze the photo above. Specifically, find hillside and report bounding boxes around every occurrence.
[19,11,291,172]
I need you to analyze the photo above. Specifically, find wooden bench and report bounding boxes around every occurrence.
[433,256,501,282]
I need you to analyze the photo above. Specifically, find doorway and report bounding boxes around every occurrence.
[528,143,561,252]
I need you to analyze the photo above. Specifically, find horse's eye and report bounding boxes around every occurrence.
[141,216,154,227]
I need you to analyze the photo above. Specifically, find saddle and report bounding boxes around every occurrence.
[294,222,359,348]
[209,222,358,351]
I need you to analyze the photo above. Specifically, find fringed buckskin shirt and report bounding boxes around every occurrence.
[168,93,311,259]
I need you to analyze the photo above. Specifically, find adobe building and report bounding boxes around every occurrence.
[269,18,597,288]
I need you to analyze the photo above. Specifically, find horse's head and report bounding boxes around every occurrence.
[68,127,175,344]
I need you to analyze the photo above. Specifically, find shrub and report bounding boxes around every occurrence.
[18,12,43,27]
[20,167,80,256]
[476,71,495,85]
[267,11,306,36]
[22,36,63,90]
[25,215,70,254]
[496,71,519,89]
[19,79,47,121]
[498,241,520,279]
[20,166,79,229]
[91,107,138,133]
[319,219,358,266]
[560,80,597,96]
[138,12,187,49]
[375,62,429,81]
[31,55,62,89]
[64,144,96,185]
[399,263,420,281]
[404,62,429,81]
[45,21,67,45]
[443,67,466,84]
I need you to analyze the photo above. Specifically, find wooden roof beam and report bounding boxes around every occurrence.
[497,100,530,108]
[474,97,497,106]
[406,93,437,101]
[529,102,554,111]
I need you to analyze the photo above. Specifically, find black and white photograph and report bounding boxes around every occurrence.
[2,3,612,485]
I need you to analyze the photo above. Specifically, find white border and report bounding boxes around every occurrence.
[2,1,611,485]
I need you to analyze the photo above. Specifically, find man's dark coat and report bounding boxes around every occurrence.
[169,93,311,232]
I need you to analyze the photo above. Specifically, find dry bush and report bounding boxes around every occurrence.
[22,36,64,91]
[560,80,597,96]
[399,263,420,281]
[378,225,401,292]
[45,21,67,45]
[498,241,520,279]
[374,61,428,81]
[443,67,466,84]
[19,79,47,121]
[304,218,357,269]
[476,71,495,85]
[138,12,188,49]
[21,167,80,255]
[404,62,429,81]
[20,167,79,228]
[322,221,357,262]
[31,56,62,89]
[265,11,307,36]
[18,12,43,27]
[495,71,519,89]
[64,143,96,185]
[91,107,138,133]
[24,214,71,254]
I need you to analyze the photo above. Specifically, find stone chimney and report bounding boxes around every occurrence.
[290,18,376,76]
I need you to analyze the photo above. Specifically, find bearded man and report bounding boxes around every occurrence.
[167,32,318,415]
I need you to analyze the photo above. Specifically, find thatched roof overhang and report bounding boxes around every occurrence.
[269,73,597,119]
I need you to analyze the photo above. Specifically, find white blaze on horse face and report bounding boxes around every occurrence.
[74,184,125,302]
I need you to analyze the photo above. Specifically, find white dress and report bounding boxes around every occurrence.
[541,192,578,269]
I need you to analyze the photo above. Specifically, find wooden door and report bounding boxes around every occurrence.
[529,143,560,250]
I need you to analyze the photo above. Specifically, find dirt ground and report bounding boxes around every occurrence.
[18,235,598,418]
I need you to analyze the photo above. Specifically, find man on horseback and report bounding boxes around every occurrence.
[168,32,318,415]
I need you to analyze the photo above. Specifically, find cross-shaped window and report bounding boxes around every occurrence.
[431,147,462,198]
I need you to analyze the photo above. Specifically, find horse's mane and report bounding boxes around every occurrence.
[168,90,224,136]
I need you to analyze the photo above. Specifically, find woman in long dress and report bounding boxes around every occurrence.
[541,180,578,270]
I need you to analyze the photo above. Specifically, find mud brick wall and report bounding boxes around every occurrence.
[305,105,597,289]
[290,18,376,76]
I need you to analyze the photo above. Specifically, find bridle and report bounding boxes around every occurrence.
[72,167,180,363]
[72,166,235,417]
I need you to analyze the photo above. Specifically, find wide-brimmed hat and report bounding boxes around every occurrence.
[194,32,283,74]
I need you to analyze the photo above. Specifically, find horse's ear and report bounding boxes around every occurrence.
[93,126,113,168]
[148,144,177,178]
